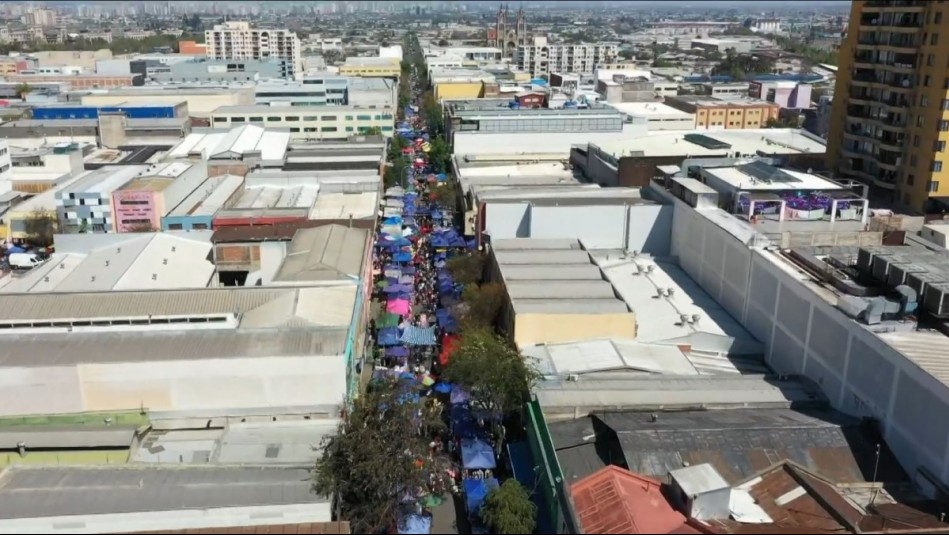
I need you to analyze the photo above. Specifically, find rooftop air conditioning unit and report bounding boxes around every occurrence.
[856,246,890,273]
[566,374,580,382]
[907,270,948,296]
[872,253,911,282]
[888,263,927,288]
[923,282,949,316]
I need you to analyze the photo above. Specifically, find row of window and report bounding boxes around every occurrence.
[908,154,945,172]
[287,126,394,133]
[215,114,393,123]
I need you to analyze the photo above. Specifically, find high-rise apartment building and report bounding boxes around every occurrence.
[205,22,302,80]
[828,0,949,213]
[515,36,618,78]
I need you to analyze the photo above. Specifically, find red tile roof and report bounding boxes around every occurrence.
[571,465,701,534]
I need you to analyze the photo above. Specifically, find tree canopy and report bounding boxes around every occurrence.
[446,252,485,286]
[313,380,451,534]
[458,283,506,330]
[24,209,57,247]
[441,327,538,417]
[481,480,537,535]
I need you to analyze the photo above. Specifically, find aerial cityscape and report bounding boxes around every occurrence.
[0,1,948,534]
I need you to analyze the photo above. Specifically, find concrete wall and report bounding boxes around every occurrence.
[0,355,346,418]
[668,196,949,487]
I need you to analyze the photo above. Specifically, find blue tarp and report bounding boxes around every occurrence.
[383,216,403,225]
[393,252,413,263]
[461,438,496,470]
[386,346,410,358]
[400,325,437,346]
[450,404,485,439]
[383,284,414,294]
[398,514,431,534]
[378,327,402,347]
[464,477,499,514]
[433,382,452,394]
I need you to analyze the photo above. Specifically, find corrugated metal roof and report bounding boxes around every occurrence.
[272,225,369,282]
[877,331,949,388]
[0,286,351,325]
[0,466,323,519]
[0,328,348,367]
[595,409,904,485]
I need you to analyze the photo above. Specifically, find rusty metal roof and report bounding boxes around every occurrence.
[554,409,907,486]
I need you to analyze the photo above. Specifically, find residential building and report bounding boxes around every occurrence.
[827,0,948,212]
[0,58,19,76]
[209,106,395,141]
[697,82,751,98]
[337,57,401,78]
[205,21,302,80]
[515,36,618,78]
[22,7,57,27]
[111,161,211,232]
[664,95,780,129]
[749,80,813,109]
[430,69,498,102]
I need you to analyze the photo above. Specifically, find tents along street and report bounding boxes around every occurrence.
[314,32,539,535]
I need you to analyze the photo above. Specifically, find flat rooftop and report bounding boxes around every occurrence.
[0,466,324,519]
[606,102,694,118]
[593,128,826,159]
[702,163,844,192]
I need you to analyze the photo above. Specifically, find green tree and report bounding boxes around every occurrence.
[429,179,459,211]
[446,252,485,286]
[420,91,443,135]
[459,283,506,330]
[363,126,383,136]
[313,380,451,534]
[23,209,57,247]
[441,327,538,419]
[427,135,451,174]
[14,83,31,100]
[481,480,537,535]
[437,38,450,47]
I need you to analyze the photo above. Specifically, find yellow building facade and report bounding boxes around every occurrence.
[828,0,949,212]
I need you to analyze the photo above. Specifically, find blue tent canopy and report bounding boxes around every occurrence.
[400,325,437,346]
[460,438,496,470]
[377,327,402,347]
[450,404,485,439]
[464,478,499,515]
[398,514,431,534]
[383,284,414,294]
[433,382,452,394]
[393,252,413,263]
[386,346,410,358]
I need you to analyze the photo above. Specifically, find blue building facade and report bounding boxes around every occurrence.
[32,104,181,120]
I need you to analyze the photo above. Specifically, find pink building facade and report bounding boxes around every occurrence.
[112,189,162,232]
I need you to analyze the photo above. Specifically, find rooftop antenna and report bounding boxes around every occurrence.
[869,443,881,506]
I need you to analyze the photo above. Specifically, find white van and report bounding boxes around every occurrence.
[8,253,45,270]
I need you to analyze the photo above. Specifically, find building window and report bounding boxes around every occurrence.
[321,126,338,132]
[941,120,949,131]
[303,116,318,121]
[193,223,208,230]
[914,135,920,147]
[345,126,354,132]
[937,12,944,24]
[933,161,944,172]
[231,117,245,123]
[168,224,183,230]
[304,127,317,132]
[928,54,936,67]
[249,116,263,122]
[285,116,300,122]
[322,116,337,121]
[924,75,931,87]
[932,33,940,46]
[911,154,918,167]
[266,116,281,122]
[907,173,915,185]
[345,115,354,120]
[917,116,925,127]
[357,115,372,121]
[930,181,940,193]
[938,141,947,152]
[290,127,300,132]
[921,96,929,107]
